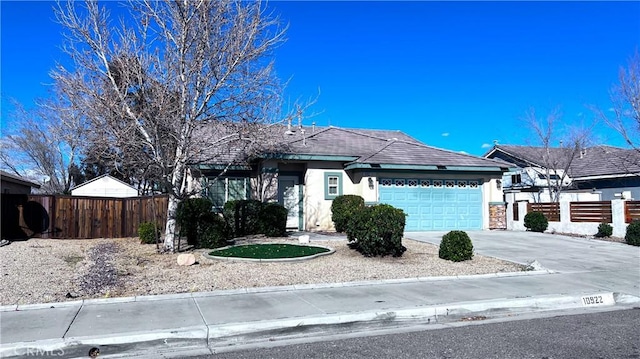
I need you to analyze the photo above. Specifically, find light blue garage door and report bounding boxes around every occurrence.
[379,178,483,231]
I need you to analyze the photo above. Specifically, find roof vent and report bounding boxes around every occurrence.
[285,118,295,135]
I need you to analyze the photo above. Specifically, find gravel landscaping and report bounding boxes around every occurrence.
[0,235,525,306]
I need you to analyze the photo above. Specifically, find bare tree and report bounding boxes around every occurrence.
[0,96,87,194]
[523,108,593,202]
[596,51,640,150]
[52,0,302,252]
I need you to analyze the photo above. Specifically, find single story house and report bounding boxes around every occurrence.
[0,170,41,195]
[484,144,640,202]
[71,174,138,198]
[188,126,511,232]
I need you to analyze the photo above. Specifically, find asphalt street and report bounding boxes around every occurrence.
[190,308,640,359]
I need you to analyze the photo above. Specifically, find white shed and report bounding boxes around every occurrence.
[71,174,138,198]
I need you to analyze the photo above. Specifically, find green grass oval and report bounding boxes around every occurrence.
[209,243,330,259]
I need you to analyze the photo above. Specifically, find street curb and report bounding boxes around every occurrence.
[2,292,638,358]
[1,270,552,312]
[207,291,640,351]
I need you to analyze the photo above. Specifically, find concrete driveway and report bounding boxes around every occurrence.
[405,230,640,296]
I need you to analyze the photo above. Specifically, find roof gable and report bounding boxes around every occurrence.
[486,145,640,178]
[71,174,137,191]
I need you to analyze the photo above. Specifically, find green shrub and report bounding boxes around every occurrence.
[524,211,548,232]
[177,198,216,246]
[223,200,264,237]
[625,221,640,246]
[138,222,160,244]
[259,202,288,237]
[345,204,406,257]
[439,230,474,262]
[331,195,365,233]
[595,222,613,238]
[199,215,231,249]
[177,197,231,248]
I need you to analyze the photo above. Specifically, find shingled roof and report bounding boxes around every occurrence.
[486,144,640,178]
[283,126,510,168]
[193,125,510,169]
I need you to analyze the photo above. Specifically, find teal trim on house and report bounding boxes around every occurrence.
[489,201,507,205]
[324,172,343,200]
[344,163,507,172]
[442,166,506,172]
[195,164,253,171]
[263,154,359,162]
[261,167,279,173]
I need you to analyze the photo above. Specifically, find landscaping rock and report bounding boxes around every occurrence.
[177,253,196,266]
[525,260,545,271]
[299,235,310,244]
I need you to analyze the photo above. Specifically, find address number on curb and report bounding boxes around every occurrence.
[580,293,615,307]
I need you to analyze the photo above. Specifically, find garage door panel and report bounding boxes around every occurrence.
[379,178,483,231]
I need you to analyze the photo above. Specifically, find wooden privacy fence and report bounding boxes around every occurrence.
[626,201,640,223]
[1,194,167,239]
[527,202,560,222]
[570,201,612,223]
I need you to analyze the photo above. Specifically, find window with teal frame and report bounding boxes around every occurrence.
[324,172,343,200]
[202,177,250,208]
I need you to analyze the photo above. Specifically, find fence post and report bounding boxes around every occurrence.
[611,199,627,238]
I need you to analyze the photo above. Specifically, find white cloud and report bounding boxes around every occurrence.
[481,143,492,148]
[441,132,449,137]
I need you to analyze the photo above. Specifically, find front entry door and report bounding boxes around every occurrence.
[278,176,301,229]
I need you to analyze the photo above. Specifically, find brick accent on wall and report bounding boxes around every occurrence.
[489,203,507,230]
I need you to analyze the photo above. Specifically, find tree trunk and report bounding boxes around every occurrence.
[164,194,178,252]
[164,156,187,252]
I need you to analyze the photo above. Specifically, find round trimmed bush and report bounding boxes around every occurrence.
[595,222,613,238]
[524,211,548,233]
[138,222,160,244]
[439,230,474,262]
[345,204,406,257]
[625,220,640,246]
[331,195,365,233]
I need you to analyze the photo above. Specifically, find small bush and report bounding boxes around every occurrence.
[138,222,160,244]
[595,222,613,238]
[345,204,406,257]
[223,200,263,237]
[439,231,474,262]
[260,202,288,237]
[331,195,365,233]
[625,220,640,246]
[524,211,548,232]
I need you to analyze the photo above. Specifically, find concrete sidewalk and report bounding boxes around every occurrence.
[1,231,639,358]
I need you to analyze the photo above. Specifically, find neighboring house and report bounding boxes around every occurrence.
[188,126,511,232]
[71,174,138,198]
[0,170,41,194]
[484,144,640,202]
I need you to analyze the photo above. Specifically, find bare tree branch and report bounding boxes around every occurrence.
[52,0,305,252]
[523,108,594,202]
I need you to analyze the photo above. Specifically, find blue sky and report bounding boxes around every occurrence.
[2,1,639,155]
